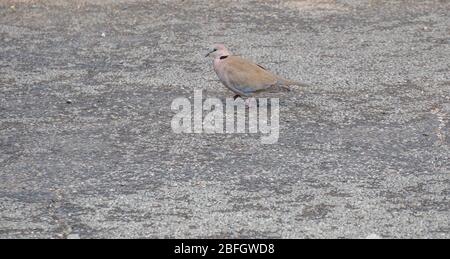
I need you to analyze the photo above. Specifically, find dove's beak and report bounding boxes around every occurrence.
[205,50,213,57]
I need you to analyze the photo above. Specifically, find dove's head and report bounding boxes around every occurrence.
[205,44,231,59]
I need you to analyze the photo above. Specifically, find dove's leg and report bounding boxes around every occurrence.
[232,95,255,108]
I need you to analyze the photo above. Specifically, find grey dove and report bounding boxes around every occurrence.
[205,44,309,99]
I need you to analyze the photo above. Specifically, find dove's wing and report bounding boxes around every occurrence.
[221,56,278,96]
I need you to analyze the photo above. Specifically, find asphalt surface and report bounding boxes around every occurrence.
[0,0,449,239]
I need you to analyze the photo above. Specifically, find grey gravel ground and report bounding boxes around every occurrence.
[0,0,449,239]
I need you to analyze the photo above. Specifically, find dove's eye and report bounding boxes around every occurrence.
[213,48,217,52]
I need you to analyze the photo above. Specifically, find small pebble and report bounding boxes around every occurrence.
[66,100,72,104]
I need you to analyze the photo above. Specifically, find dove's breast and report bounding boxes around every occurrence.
[213,58,227,83]
[213,57,242,94]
